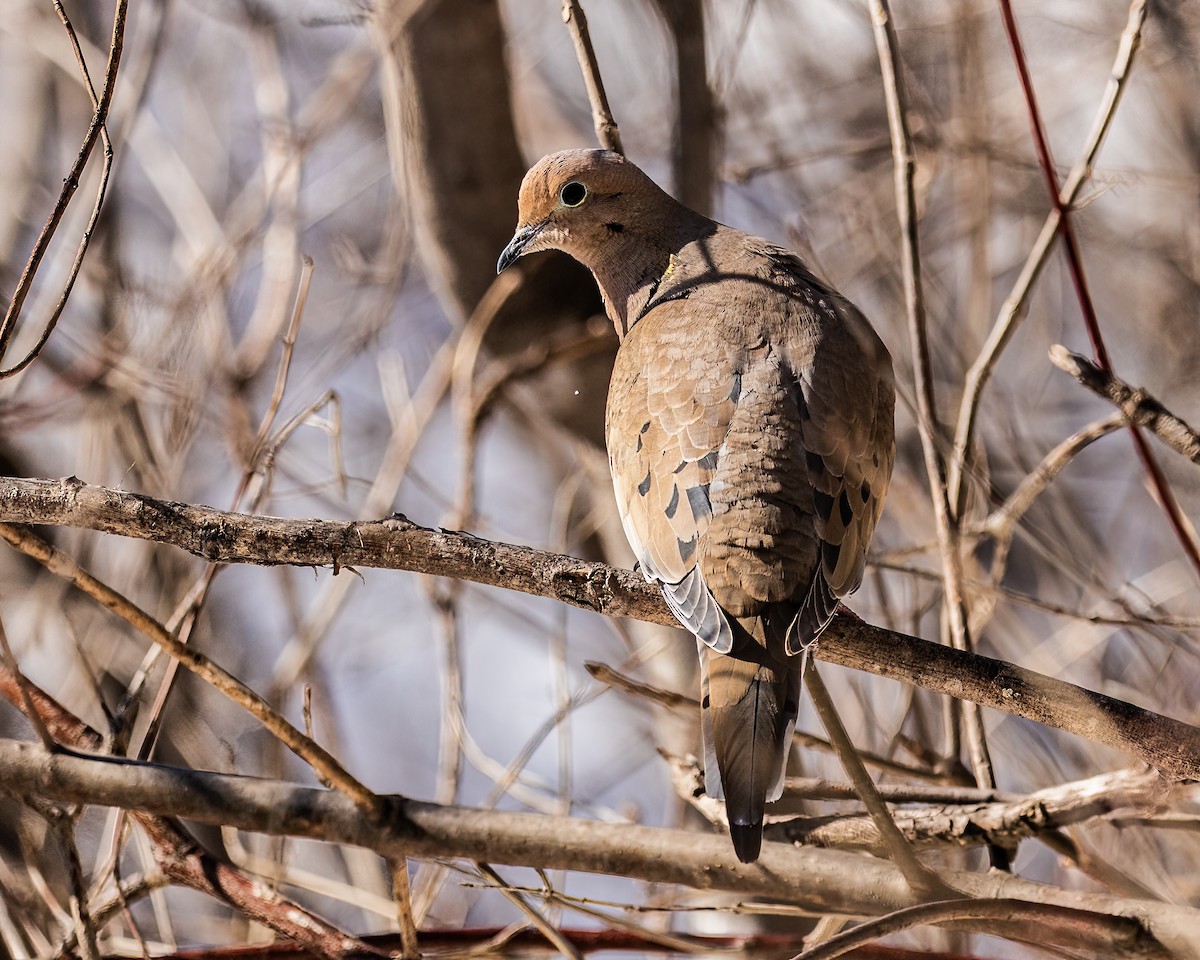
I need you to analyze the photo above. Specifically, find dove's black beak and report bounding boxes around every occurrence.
[497,223,541,274]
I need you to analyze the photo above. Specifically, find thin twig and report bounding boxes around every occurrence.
[0,0,127,376]
[975,412,1125,629]
[242,255,317,490]
[123,259,325,776]
[947,0,1149,518]
[56,874,169,958]
[983,413,1126,542]
[633,669,949,783]
[804,666,952,899]
[868,0,999,811]
[51,812,99,960]
[871,557,1200,632]
[476,864,585,960]
[997,0,1200,581]
[389,857,420,960]
[561,0,624,154]
[1049,346,1200,465]
[780,777,1011,806]
[268,331,457,692]
[0,522,381,817]
[793,898,1168,960]
[409,581,466,926]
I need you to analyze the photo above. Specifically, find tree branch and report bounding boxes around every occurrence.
[1050,345,1200,465]
[2,476,1198,781]
[561,0,624,155]
[0,667,382,959]
[998,0,1200,580]
[0,739,1192,958]
[794,898,1169,960]
[668,758,1168,853]
[869,0,999,813]
[0,0,127,375]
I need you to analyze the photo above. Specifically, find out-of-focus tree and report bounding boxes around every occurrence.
[1,0,1199,957]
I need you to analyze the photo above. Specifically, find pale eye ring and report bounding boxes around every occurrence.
[559,181,587,207]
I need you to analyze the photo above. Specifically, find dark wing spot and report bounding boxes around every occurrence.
[678,535,698,563]
[806,450,824,478]
[605,222,625,234]
[640,420,652,434]
[697,451,719,471]
[665,485,680,518]
[822,541,840,570]
[636,433,642,452]
[673,460,689,474]
[686,484,712,520]
[701,693,711,709]
[861,479,871,502]
[813,490,834,520]
[729,371,742,403]
[638,471,652,497]
[839,490,854,527]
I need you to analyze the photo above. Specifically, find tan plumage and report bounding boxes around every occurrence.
[499,149,895,862]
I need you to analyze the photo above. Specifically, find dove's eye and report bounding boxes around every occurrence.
[559,181,587,207]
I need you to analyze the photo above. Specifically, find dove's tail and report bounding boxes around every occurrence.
[698,641,802,863]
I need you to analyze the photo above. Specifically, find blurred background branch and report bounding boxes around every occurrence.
[1,0,1199,956]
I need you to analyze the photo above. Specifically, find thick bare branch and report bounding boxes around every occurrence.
[772,768,1166,851]
[670,756,1167,852]
[0,739,1194,958]
[0,666,381,959]
[2,476,1200,780]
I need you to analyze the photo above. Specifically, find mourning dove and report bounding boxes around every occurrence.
[498,149,895,862]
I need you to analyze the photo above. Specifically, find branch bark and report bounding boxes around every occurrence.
[771,767,1167,851]
[2,476,1200,781]
[0,739,1191,958]
[669,758,1168,853]
[562,0,623,155]
[0,669,380,959]
[1050,345,1200,465]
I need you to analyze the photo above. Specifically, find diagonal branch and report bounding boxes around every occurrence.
[947,0,1148,518]
[0,515,380,817]
[1050,345,1200,466]
[0,0,127,375]
[997,0,1200,580]
[2,476,1199,780]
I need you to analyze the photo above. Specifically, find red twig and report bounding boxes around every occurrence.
[997,0,1200,582]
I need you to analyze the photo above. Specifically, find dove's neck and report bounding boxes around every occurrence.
[584,203,715,340]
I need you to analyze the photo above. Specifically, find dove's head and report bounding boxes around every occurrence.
[497,149,685,276]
